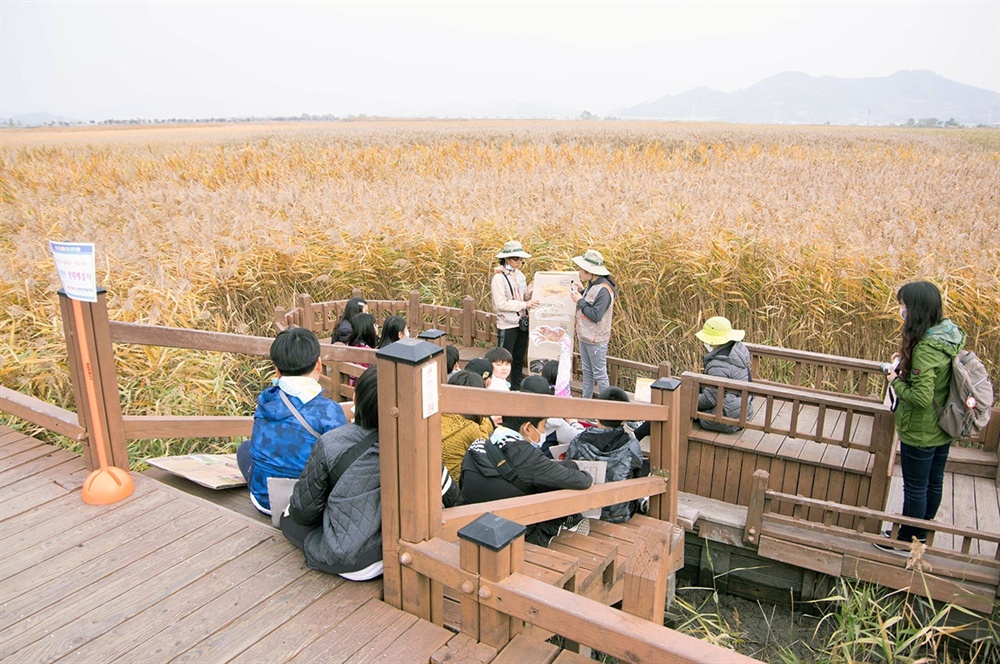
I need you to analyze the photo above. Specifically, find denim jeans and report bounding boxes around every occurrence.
[579,339,609,399]
[897,441,951,543]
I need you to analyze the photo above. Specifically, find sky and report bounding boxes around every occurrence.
[1,0,998,121]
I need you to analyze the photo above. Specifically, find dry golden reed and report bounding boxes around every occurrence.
[2,120,998,444]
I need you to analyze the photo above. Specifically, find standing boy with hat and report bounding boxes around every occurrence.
[491,240,539,391]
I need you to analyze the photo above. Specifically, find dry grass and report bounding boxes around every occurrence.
[2,120,998,438]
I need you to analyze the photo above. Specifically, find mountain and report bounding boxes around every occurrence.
[617,71,1000,126]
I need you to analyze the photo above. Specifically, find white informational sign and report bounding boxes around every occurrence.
[527,271,579,372]
[574,460,607,518]
[422,361,440,419]
[49,240,97,302]
[634,377,655,403]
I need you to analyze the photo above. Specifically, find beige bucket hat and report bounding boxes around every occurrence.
[496,241,532,259]
[572,249,610,276]
[695,316,746,346]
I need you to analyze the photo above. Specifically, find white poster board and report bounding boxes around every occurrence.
[49,240,97,302]
[527,271,579,372]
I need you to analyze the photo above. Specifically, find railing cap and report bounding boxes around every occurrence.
[457,513,526,551]
[375,338,443,365]
[651,377,682,392]
[417,329,447,340]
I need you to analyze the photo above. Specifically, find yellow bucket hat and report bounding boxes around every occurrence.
[695,316,745,346]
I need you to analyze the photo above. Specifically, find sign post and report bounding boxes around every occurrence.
[51,241,135,505]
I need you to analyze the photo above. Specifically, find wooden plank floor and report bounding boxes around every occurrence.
[883,461,1000,557]
[0,426,457,664]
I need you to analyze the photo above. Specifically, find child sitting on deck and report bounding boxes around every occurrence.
[459,376,592,546]
[237,327,347,515]
[568,387,645,523]
[695,316,754,433]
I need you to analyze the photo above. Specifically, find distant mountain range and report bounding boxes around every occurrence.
[616,70,1000,126]
[4,70,998,127]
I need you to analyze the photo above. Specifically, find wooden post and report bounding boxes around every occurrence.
[409,290,422,332]
[457,514,526,649]
[648,377,682,525]
[59,290,129,471]
[744,469,769,546]
[656,361,672,380]
[417,330,448,383]
[622,525,671,624]
[376,338,444,619]
[273,306,288,332]
[462,296,475,347]
[866,409,896,529]
[296,293,314,332]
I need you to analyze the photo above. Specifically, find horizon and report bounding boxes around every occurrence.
[2,1,998,123]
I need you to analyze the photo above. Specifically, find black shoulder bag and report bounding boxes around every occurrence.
[483,440,533,494]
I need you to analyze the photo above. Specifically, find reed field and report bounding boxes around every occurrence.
[2,120,999,660]
[1,120,999,449]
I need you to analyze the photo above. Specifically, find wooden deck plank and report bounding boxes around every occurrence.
[0,495,193,612]
[935,471,956,551]
[352,615,452,663]
[0,517,255,660]
[974,476,1000,559]
[492,633,561,664]
[78,546,307,663]
[0,486,178,576]
[0,435,46,461]
[0,427,30,446]
[0,446,79,488]
[0,470,87,520]
[287,597,411,663]
[952,473,980,555]
[227,580,383,664]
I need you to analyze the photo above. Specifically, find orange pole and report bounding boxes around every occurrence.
[73,298,134,504]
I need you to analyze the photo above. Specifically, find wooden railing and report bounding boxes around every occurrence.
[746,343,890,402]
[274,291,672,395]
[743,469,1000,613]
[0,291,764,661]
[679,370,896,526]
[372,339,759,662]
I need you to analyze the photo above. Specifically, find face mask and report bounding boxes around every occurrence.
[704,342,715,353]
[899,306,907,321]
[524,423,542,447]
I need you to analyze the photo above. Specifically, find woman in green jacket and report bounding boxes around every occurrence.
[881,281,965,550]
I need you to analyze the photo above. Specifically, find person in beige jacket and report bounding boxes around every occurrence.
[491,240,538,390]
[570,249,616,399]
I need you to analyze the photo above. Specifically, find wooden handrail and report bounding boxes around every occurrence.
[440,476,667,540]
[0,386,86,442]
[486,574,758,663]
[438,384,668,422]
[122,415,253,440]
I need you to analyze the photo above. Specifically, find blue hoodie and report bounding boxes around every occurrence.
[247,385,347,512]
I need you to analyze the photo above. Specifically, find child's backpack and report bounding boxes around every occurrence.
[935,350,994,439]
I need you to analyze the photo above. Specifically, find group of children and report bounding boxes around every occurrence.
[240,303,755,580]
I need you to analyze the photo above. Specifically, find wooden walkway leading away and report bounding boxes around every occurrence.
[0,426,466,664]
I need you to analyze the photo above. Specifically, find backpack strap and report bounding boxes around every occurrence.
[278,390,322,439]
[330,429,378,487]
[484,439,533,494]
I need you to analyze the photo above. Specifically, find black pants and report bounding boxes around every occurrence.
[498,326,529,391]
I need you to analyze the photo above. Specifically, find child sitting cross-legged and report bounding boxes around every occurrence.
[568,387,646,523]
[237,327,348,515]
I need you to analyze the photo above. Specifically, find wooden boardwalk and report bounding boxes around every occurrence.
[0,426,463,664]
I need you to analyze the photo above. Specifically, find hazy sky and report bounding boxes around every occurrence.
[2,1,998,120]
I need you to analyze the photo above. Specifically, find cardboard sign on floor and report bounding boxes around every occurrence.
[145,453,246,489]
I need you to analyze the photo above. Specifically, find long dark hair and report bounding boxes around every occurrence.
[896,281,943,379]
[339,297,367,327]
[349,312,378,348]
[377,315,407,348]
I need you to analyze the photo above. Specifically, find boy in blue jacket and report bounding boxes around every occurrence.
[237,327,347,515]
